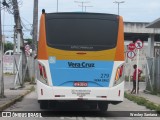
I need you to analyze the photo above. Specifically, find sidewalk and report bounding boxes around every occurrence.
[125,89,160,107]
[0,75,34,111]
[125,81,160,107]
[138,91,160,106]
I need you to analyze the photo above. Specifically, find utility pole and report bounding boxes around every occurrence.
[12,0,22,52]
[57,0,58,12]
[75,1,90,12]
[12,0,30,86]
[113,1,125,15]
[32,0,38,83]
[0,0,5,98]
[84,5,92,12]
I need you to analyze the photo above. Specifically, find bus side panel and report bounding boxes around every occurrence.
[115,16,124,61]
[37,14,48,60]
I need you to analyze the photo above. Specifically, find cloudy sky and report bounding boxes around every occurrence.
[2,0,160,40]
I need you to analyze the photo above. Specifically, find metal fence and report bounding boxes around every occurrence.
[145,57,160,93]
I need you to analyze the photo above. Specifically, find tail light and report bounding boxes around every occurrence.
[39,63,47,80]
[39,64,43,76]
[42,66,47,79]
[115,65,123,81]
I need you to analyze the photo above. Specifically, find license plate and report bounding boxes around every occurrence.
[74,82,88,87]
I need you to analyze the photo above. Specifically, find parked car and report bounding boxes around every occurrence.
[4,50,13,56]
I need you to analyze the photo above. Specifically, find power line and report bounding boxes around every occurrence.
[3,29,31,32]
[2,24,31,26]
[21,20,32,31]
[74,1,90,12]
[21,16,32,25]
[79,5,92,12]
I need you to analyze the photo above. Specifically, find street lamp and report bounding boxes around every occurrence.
[57,0,58,12]
[113,1,125,15]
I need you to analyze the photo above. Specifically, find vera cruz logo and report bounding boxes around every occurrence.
[68,62,95,68]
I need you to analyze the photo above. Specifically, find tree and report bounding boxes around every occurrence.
[25,38,32,45]
[4,42,14,52]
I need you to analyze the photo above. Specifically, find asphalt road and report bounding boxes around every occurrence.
[3,87,159,120]
[2,76,159,119]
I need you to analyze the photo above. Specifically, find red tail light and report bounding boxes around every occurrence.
[115,65,124,81]
[42,66,47,79]
[39,64,43,76]
[119,65,123,77]
[38,63,47,80]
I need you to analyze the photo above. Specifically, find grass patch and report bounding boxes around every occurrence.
[124,92,160,113]
[156,105,160,114]
[145,101,157,110]
[4,72,15,76]
[30,86,35,91]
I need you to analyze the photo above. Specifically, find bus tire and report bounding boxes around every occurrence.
[89,102,98,109]
[98,102,108,112]
[40,100,48,109]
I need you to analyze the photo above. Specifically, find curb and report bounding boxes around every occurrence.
[0,86,35,111]
[124,92,160,113]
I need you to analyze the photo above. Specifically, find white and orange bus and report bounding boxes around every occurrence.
[37,10,125,111]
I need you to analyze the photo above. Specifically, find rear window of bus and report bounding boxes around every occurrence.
[45,13,119,51]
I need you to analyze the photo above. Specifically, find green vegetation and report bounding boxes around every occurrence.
[30,77,36,84]
[4,72,15,75]
[25,38,32,45]
[157,105,160,112]
[124,92,160,113]
[3,39,33,53]
[145,84,160,95]
[4,42,14,52]
[30,86,35,91]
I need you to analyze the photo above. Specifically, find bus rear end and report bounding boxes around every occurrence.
[37,12,124,111]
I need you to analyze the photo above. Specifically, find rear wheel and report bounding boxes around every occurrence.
[98,101,108,112]
[39,100,48,109]
[89,102,98,109]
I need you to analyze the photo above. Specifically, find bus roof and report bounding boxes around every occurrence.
[44,12,119,21]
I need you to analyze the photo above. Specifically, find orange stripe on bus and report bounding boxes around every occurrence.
[114,16,125,61]
[37,14,48,60]
[47,46,116,60]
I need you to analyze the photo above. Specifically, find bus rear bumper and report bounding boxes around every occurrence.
[37,80,124,102]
